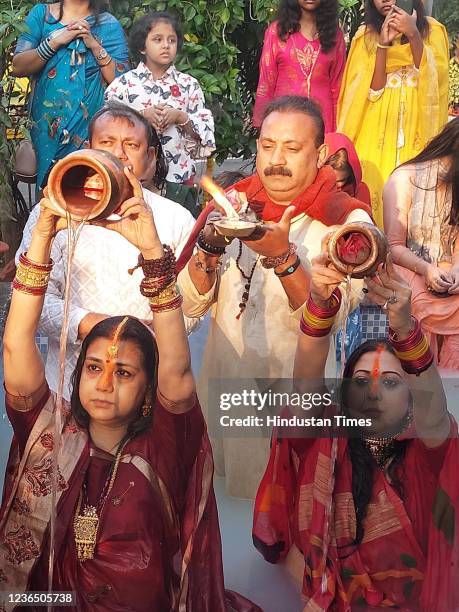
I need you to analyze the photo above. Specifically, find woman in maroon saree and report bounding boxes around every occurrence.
[253,252,458,610]
[0,169,261,612]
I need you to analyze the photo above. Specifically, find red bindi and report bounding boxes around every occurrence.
[370,344,384,394]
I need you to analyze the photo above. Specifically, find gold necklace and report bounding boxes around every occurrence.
[73,440,128,562]
[363,436,396,468]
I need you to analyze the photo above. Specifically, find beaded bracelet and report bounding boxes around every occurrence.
[128,246,175,278]
[197,230,225,256]
[389,317,434,375]
[300,288,342,337]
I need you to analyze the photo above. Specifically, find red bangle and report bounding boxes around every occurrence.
[150,294,183,313]
[389,317,422,349]
[19,252,53,271]
[389,317,434,375]
[12,278,48,296]
[300,288,342,337]
[308,288,342,318]
[140,273,176,297]
[299,318,333,337]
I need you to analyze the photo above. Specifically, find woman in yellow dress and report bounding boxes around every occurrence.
[337,0,449,228]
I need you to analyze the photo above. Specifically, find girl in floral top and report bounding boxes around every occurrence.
[105,12,215,217]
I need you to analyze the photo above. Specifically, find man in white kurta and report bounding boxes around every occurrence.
[17,104,196,399]
[178,97,373,499]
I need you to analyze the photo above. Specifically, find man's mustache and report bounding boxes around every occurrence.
[264,166,292,177]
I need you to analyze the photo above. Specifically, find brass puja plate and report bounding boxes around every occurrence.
[213,218,261,238]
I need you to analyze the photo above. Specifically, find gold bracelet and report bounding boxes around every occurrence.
[177,116,191,128]
[377,43,391,49]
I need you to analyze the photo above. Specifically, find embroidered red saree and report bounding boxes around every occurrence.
[253,420,459,611]
[0,385,261,612]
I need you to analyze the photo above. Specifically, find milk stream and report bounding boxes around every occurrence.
[47,213,87,609]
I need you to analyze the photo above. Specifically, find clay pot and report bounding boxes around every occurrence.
[327,222,388,278]
[46,149,133,221]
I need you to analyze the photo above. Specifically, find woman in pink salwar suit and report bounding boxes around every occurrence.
[253,0,346,133]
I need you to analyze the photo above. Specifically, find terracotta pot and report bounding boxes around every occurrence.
[327,222,388,278]
[46,149,133,221]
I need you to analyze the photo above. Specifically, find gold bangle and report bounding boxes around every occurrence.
[148,284,180,306]
[149,294,181,308]
[377,43,391,49]
[15,262,51,287]
[177,116,191,128]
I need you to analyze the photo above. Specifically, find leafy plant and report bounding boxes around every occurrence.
[434,0,459,45]
[2,0,367,186]
[339,0,364,44]
[111,0,251,162]
[0,0,31,266]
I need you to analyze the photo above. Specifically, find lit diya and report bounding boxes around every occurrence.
[46,149,133,221]
[200,175,262,238]
[328,222,388,278]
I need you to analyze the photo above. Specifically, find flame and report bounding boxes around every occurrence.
[200,175,239,219]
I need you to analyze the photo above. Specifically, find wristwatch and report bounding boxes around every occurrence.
[96,47,108,61]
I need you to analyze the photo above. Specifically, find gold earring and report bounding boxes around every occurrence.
[142,388,153,417]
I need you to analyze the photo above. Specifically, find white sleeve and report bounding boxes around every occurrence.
[16,206,89,343]
[173,210,196,259]
[15,204,39,264]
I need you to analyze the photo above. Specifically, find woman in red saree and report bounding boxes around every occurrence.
[0,169,261,612]
[253,251,458,610]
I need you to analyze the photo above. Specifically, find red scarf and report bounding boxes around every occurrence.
[175,166,372,273]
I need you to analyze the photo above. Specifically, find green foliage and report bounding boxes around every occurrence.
[434,0,459,46]
[339,0,364,43]
[1,0,366,171]
[111,0,365,162]
[0,0,32,223]
[111,0,251,162]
